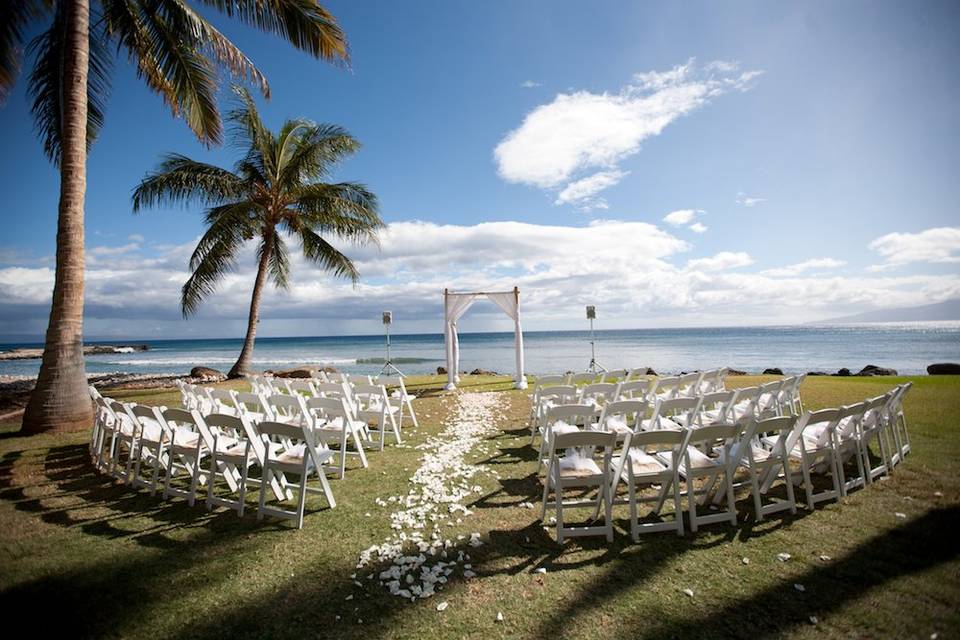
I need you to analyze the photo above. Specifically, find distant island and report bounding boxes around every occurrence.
[0,344,150,361]
[815,298,960,324]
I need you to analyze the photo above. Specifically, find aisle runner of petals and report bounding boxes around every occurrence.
[356,392,502,601]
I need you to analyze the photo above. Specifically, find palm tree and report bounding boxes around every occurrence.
[2,0,349,433]
[133,87,382,378]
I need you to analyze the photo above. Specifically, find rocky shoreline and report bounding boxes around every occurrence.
[0,344,149,361]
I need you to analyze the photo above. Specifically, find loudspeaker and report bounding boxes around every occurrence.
[382,311,393,326]
[586,305,596,320]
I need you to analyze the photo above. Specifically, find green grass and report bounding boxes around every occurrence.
[1,374,958,638]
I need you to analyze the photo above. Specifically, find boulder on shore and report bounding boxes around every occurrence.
[727,369,747,376]
[856,364,898,377]
[927,363,960,375]
[470,368,498,376]
[190,366,225,382]
[762,367,783,375]
[436,366,447,375]
[807,371,829,376]
[834,368,852,377]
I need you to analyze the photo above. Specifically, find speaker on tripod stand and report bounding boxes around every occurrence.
[379,311,405,376]
[585,305,606,373]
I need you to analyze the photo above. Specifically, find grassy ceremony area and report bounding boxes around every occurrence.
[1,374,957,639]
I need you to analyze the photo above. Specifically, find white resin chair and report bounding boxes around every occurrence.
[378,375,419,428]
[107,400,139,483]
[692,390,737,427]
[596,399,648,442]
[677,372,704,398]
[232,391,273,424]
[757,379,787,418]
[161,408,214,505]
[601,369,628,383]
[610,429,686,538]
[578,382,618,410]
[265,394,310,427]
[698,368,728,394]
[626,367,653,381]
[257,420,336,528]
[205,413,258,516]
[778,374,806,416]
[91,396,119,471]
[642,397,701,431]
[669,423,739,532]
[888,382,912,465]
[569,372,599,386]
[651,376,680,401]
[530,385,579,443]
[778,408,844,509]
[540,430,618,543]
[857,393,894,483]
[206,388,239,415]
[727,386,762,423]
[284,379,319,399]
[615,379,651,402]
[305,396,369,477]
[126,403,171,495]
[537,403,598,463]
[353,382,402,450]
[528,374,572,424]
[726,416,798,520]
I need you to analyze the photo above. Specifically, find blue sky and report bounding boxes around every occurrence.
[1,0,959,340]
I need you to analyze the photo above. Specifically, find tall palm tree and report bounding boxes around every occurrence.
[1,0,349,433]
[133,87,382,378]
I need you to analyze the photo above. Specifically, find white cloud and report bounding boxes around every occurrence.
[128,234,145,242]
[736,192,766,207]
[685,251,754,272]
[688,222,708,234]
[520,80,541,88]
[663,209,702,226]
[494,59,762,207]
[761,258,846,277]
[868,227,960,270]
[3,221,959,338]
[554,170,629,209]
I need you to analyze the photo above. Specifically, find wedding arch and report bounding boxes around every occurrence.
[443,287,527,391]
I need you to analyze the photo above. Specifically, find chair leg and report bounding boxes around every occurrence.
[317,466,336,509]
[296,472,308,530]
[687,477,699,533]
[238,460,249,517]
[257,467,270,521]
[540,474,551,520]
[673,475,684,536]
[725,470,737,525]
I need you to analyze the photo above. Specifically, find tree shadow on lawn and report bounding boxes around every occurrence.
[0,443,287,548]
[529,505,960,639]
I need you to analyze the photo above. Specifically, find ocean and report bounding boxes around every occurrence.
[2,323,958,379]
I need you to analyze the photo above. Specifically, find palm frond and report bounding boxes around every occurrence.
[294,181,382,244]
[181,202,255,316]
[299,226,360,282]
[0,0,47,101]
[26,3,112,165]
[194,0,348,63]
[265,231,290,289]
[132,153,246,210]
[103,0,221,145]
[227,85,274,174]
[278,122,359,187]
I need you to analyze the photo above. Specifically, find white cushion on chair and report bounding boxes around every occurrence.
[558,454,602,478]
[548,420,579,436]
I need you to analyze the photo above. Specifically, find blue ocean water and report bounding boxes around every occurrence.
[1,323,958,378]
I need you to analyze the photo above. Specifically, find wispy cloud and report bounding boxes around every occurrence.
[663,209,707,233]
[868,227,960,270]
[688,222,708,234]
[520,80,541,88]
[554,170,629,210]
[494,59,763,208]
[761,257,846,277]
[686,251,753,272]
[736,192,766,207]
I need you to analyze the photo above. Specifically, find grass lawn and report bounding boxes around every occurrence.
[1,374,958,638]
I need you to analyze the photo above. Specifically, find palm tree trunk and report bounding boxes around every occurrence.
[228,234,274,378]
[22,0,92,434]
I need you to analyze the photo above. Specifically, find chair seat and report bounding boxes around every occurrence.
[173,428,202,448]
[557,455,602,478]
[616,450,668,476]
[318,416,366,433]
[602,417,633,435]
[725,441,772,464]
[663,446,723,473]
[548,421,580,437]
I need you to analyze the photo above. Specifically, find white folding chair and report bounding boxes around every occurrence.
[778,408,844,509]
[610,429,686,538]
[670,423,739,532]
[601,369,628,383]
[757,379,787,418]
[856,394,894,483]
[727,416,798,520]
[698,368,726,394]
[257,420,336,528]
[305,396,369,478]
[205,388,239,415]
[642,397,701,431]
[353,382,402,450]
[107,400,138,483]
[378,375,419,428]
[540,430,617,543]
[265,394,310,427]
[204,413,263,516]
[161,408,214,505]
[569,372,598,386]
[530,385,579,443]
[284,379,319,399]
[677,372,704,398]
[626,367,653,381]
[888,382,912,465]
[537,403,597,463]
[616,379,651,402]
[579,382,618,410]
[651,376,680,401]
[692,390,737,427]
[597,399,648,442]
[126,403,171,495]
[232,391,273,424]
[727,386,762,423]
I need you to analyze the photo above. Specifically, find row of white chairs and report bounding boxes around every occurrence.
[538,382,912,543]
[88,375,420,529]
[531,375,807,451]
[528,368,733,427]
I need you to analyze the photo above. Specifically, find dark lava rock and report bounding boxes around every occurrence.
[436,366,447,375]
[834,368,851,377]
[190,366,225,381]
[470,368,498,375]
[807,371,829,376]
[927,363,960,375]
[856,364,898,377]
[762,368,784,375]
[727,369,748,376]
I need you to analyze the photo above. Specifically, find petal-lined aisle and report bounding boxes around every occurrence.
[357,391,502,600]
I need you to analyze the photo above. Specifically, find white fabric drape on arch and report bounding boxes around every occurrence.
[443,288,526,391]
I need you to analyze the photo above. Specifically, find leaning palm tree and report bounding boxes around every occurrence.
[2,0,348,433]
[133,87,382,378]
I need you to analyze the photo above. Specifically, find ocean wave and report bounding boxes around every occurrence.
[100,357,358,366]
[354,357,439,364]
